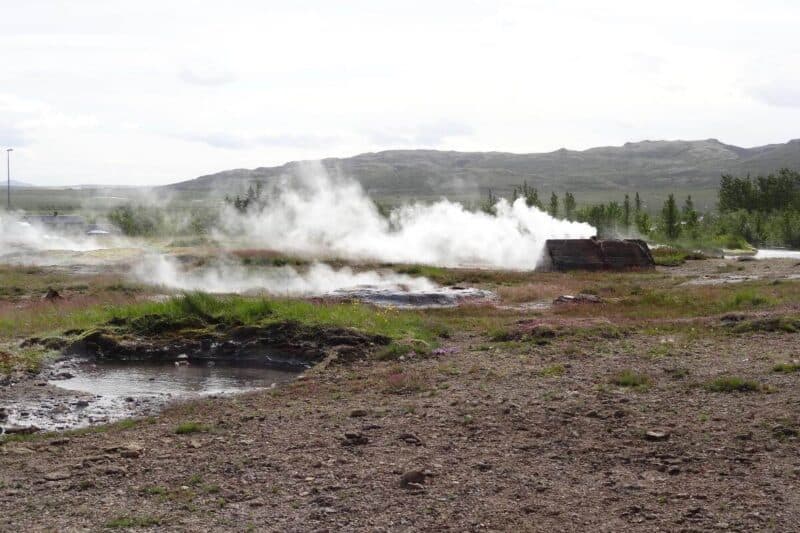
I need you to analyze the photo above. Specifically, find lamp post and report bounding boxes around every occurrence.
[6,148,12,210]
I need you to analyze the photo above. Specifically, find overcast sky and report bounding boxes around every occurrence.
[3,0,800,186]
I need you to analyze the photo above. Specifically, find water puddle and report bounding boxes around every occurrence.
[723,249,800,260]
[1,360,298,434]
[328,285,495,308]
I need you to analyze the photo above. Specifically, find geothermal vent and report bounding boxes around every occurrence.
[542,238,655,271]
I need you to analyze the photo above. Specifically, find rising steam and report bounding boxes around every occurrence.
[133,254,437,295]
[0,215,112,256]
[219,162,595,269]
[0,163,596,297]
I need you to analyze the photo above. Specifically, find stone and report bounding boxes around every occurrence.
[3,425,40,435]
[400,470,427,489]
[44,470,72,481]
[398,433,423,446]
[349,409,369,418]
[553,293,604,305]
[120,444,143,458]
[43,288,63,301]
[645,430,670,442]
[341,432,369,446]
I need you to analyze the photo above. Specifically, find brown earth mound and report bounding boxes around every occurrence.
[63,319,391,369]
[543,238,655,271]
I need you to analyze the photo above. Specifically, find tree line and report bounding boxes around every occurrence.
[484,169,800,249]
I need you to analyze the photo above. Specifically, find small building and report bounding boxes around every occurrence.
[542,238,655,271]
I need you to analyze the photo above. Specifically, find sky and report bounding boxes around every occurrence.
[2,0,800,186]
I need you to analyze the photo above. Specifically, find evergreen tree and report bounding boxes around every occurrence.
[564,192,576,220]
[635,211,652,235]
[682,195,699,238]
[661,193,681,239]
[549,192,559,218]
[634,192,642,213]
[520,181,542,209]
[622,194,631,230]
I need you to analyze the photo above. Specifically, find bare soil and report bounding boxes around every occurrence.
[1,259,800,532]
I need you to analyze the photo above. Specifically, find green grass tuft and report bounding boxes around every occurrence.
[705,376,761,392]
[175,421,208,435]
[773,362,800,373]
[105,515,161,529]
[610,370,651,389]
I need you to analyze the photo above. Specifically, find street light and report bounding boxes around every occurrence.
[6,148,12,210]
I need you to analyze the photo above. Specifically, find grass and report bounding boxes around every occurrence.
[651,246,709,267]
[175,421,209,434]
[773,362,800,373]
[0,291,439,343]
[705,376,761,393]
[105,515,161,529]
[540,364,566,377]
[733,316,800,334]
[610,370,651,389]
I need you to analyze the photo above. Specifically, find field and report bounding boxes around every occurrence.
[1,250,800,531]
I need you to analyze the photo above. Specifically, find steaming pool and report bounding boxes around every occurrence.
[0,360,298,434]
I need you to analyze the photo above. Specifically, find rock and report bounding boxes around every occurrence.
[5,446,35,455]
[645,430,670,442]
[75,400,90,408]
[43,288,63,301]
[49,438,70,446]
[44,470,72,481]
[349,409,369,418]
[553,293,604,305]
[3,425,40,435]
[188,439,202,449]
[398,433,423,446]
[400,470,427,489]
[341,432,369,446]
[98,465,127,476]
[474,462,492,472]
[0,407,7,420]
[119,444,143,458]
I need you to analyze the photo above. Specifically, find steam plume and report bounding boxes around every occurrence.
[219,162,595,269]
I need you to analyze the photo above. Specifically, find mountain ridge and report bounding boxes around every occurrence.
[167,138,800,197]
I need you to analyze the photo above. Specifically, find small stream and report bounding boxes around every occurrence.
[1,360,298,434]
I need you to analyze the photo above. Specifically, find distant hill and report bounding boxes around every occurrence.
[0,180,35,188]
[167,139,800,198]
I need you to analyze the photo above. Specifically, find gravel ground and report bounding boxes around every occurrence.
[1,260,800,532]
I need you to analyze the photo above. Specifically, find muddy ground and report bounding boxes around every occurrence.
[1,258,800,531]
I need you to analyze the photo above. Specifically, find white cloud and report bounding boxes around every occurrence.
[179,67,237,87]
[750,81,800,109]
[2,0,800,185]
